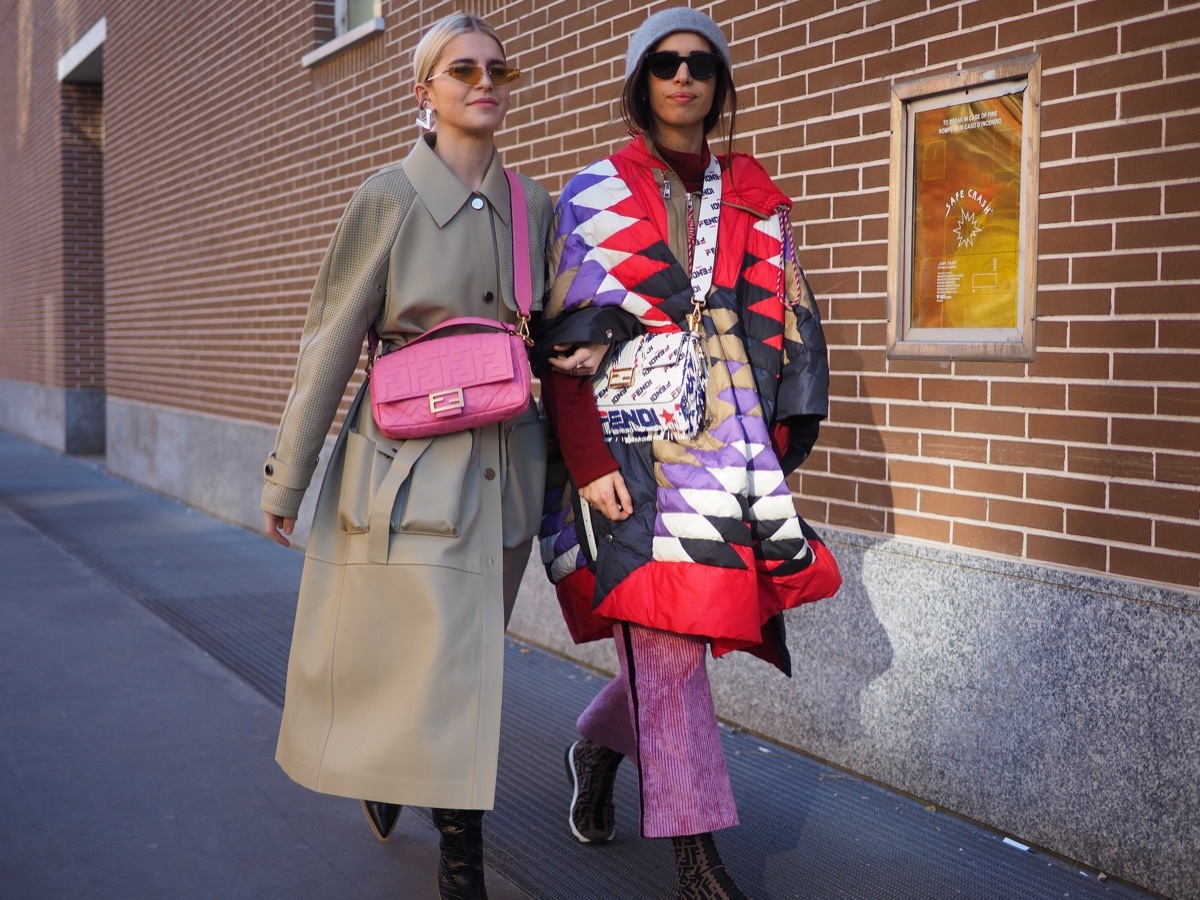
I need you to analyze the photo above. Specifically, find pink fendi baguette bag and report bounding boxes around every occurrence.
[367,170,534,440]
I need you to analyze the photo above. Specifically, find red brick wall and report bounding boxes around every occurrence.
[765,0,1200,591]
[0,1,105,390]
[3,0,1199,589]
[506,1,1200,590]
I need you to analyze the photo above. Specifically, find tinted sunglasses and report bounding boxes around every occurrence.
[644,51,721,81]
[429,64,521,85]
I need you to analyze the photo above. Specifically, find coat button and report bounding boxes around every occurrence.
[484,467,496,480]
[264,463,274,476]
[483,291,495,304]
[470,196,486,210]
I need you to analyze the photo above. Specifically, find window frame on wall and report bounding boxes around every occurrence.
[886,55,1042,362]
[302,0,384,69]
[337,0,381,36]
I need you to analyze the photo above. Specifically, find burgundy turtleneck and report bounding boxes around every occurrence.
[656,143,712,192]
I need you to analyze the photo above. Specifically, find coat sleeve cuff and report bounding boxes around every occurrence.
[262,452,317,490]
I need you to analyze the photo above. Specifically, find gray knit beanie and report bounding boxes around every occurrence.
[624,7,732,82]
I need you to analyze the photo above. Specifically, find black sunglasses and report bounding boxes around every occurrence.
[644,51,721,81]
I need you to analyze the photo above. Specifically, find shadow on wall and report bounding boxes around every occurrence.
[787,359,894,745]
[725,363,895,880]
[786,539,894,746]
[711,357,895,749]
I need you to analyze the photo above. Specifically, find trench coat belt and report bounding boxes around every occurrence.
[367,435,433,564]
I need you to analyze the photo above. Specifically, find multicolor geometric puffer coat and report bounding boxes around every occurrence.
[538,137,841,673]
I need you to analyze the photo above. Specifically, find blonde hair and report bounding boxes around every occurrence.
[412,14,506,85]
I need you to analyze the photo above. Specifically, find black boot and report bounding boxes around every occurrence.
[361,800,402,842]
[672,832,750,900]
[565,739,624,843]
[432,807,488,900]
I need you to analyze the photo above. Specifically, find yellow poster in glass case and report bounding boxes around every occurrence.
[911,93,1022,330]
[886,56,1041,361]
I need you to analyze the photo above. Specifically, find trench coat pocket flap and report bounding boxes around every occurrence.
[339,431,396,533]
[397,429,472,537]
[367,436,433,564]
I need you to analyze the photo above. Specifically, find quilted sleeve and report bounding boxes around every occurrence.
[545,182,593,320]
[777,210,830,424]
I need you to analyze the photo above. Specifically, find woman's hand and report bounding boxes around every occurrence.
[546,342,608,377]
[579,471,633,522]
[265,512,297,547]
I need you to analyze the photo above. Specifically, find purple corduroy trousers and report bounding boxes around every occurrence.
[576,622,739,838]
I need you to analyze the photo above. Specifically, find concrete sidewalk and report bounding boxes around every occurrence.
[0,444,527,899]
[0,430,1157,899]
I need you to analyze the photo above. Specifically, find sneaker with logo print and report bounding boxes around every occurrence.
[564,739,624,843]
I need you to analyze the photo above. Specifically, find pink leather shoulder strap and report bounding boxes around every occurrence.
[504,168,533,318]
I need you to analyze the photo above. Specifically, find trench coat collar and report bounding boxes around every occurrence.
[405,133,512,229]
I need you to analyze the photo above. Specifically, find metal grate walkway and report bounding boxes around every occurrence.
[0,433,1156,899]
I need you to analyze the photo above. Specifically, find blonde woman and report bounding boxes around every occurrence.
[261,14,551,899]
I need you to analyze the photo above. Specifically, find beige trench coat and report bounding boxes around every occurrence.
[261,135,552,809]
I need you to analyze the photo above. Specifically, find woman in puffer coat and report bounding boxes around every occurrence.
[536,9,841,898]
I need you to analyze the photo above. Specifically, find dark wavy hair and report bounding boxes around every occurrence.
[620,37,738,159]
